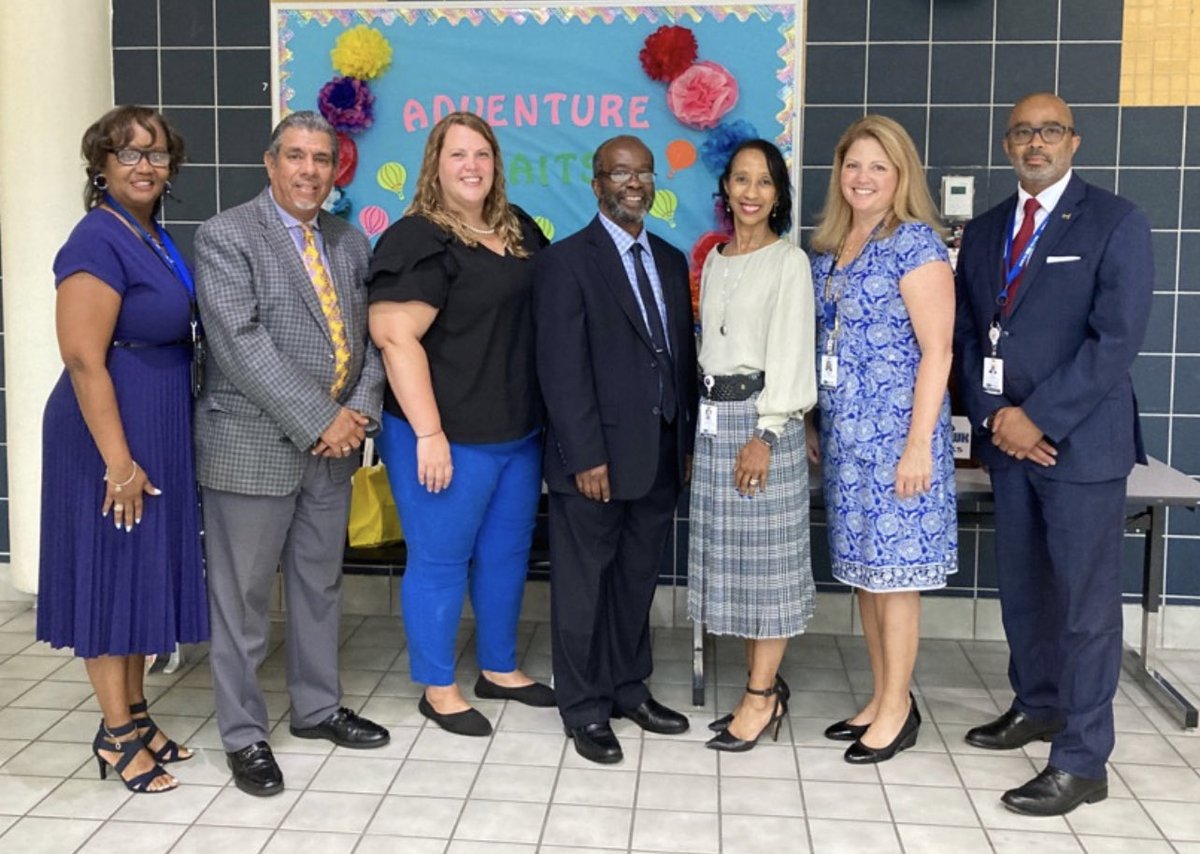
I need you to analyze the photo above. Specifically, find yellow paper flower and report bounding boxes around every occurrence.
[331,25,393,80]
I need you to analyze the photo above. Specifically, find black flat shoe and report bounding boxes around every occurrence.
[844,704,920,764]
[566,722,623,764]
[709,674,791,733]
[615,698,689,735]
[418,694,493,737]
[707,682,786,752]
[290,707,390,749]
[965,708,1062,751]
[226,740,283,797]
[1002,766,1107,816]
[824,719,869,742]
[474,674,556,707]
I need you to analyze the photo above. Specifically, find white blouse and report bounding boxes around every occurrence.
[697,239,817,434]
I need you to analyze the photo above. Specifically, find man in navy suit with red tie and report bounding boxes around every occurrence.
[954,93,1152,816]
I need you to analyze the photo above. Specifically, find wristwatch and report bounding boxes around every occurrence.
[752,428,778,449]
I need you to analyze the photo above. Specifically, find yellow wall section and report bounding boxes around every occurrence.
[1121,0,1200,105]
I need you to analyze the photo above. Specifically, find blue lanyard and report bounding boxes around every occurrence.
[103,194,195,298]
[996,202,1049,308]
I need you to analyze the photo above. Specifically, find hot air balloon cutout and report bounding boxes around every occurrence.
[665,139,697,179]
[649,188,679,229]
[358,205,390,243]
[533,216,555,242]
[376,161,408,201]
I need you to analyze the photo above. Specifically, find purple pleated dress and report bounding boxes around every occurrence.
[36,208,208,658]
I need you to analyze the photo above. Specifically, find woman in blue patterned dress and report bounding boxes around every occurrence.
[806,115,957,764]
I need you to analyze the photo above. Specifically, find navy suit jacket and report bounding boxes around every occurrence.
[953,174,1152,482]
[533,215,697,500]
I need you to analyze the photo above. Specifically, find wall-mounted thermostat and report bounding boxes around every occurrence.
[941,175,975,220]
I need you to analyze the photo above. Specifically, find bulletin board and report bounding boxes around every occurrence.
[272,2,802,271]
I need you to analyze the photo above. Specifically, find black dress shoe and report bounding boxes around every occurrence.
[965,708,1063,751]
[418,695,493,737]
[616,698,689,735]
[1002,766,1107,816]
[845,704,920,764]
[226,741,283,797]
[289,707,390,749]
[474,674,556,707]
[566,722,623,764]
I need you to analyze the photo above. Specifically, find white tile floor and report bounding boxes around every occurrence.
[1,599,1199,853]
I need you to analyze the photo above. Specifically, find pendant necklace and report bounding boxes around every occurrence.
[718,245,755,336]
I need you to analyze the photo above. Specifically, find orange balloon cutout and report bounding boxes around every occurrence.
[665,139,697,179]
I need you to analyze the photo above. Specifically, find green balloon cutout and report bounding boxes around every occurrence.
[649,188,678,229]
[377,161,407,201]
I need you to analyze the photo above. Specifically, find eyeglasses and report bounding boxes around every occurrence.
[112,148,172,168]
[597,169,656,185]
[1005,124,1074,145]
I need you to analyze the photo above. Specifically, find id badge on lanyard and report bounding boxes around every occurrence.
[983,322,1004,395]
[699,376,718,436]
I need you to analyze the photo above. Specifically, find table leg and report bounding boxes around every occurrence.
[692,616,705,707]
[1122,504,1198,728]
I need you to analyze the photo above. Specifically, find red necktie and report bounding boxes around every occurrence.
[1005,197,1041,312]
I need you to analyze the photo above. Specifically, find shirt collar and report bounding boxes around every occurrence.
[597,210,651,256]
[269,189,320,231]
[1017,168,1073,215]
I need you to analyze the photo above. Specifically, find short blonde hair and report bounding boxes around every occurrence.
[407,112,528,257]
[810,114,944,254]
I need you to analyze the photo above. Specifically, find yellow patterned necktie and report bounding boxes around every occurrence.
[300,224,350,397]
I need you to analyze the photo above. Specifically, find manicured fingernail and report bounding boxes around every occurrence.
[150,488,162,495]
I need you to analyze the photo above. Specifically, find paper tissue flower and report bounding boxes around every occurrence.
[667,61,739,130]
[331,25,393,80]
[318,77,375,134]
[639,25,698,82]
[699,119,759,174]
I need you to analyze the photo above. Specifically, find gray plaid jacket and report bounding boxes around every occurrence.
[193,188,385,496]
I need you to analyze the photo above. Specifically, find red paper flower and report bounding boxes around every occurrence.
[689,230,730,316]
[639,25,699,83]
[667,61,739,130]
[335,133,358,187]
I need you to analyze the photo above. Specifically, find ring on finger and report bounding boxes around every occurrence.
[114,503,124,511]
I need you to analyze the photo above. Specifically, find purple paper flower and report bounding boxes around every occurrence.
[317,76,375,134]
[699,119,759,174]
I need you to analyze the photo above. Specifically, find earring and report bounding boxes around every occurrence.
[724,201,731,213]
[91,173,108,191]
[163,180,175,199]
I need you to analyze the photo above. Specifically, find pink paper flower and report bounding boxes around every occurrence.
[318,76,375,134]
[666,61,739,130]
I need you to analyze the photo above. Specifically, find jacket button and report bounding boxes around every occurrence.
[650,361,657,369]
[652,406,661,416]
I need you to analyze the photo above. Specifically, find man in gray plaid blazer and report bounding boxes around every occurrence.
[195,112,389,797]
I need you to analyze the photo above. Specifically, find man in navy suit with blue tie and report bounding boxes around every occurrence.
[955,93,1152,816]
[534,135,697,764]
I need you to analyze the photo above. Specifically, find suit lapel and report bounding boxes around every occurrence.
[587,217,655,352]
[1006,175,1086,319]
[257,191,334,346]
[986,196,1017,309]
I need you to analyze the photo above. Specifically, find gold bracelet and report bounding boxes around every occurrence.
[416,429,443,440]
[105,462,139,490]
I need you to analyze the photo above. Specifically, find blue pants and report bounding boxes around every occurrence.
[377,413,542,686]
[991,465,1126,779]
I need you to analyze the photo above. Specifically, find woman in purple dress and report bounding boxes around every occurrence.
[36,106,208,793]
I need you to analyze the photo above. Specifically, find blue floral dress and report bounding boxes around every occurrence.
[811,221,957,591]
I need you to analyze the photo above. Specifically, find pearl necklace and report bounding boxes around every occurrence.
[462,221,496,235]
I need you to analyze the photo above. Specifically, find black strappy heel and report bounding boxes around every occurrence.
[708,673,791,732]
[705,681,787,752]
[93,720,177,793]
[130,699,192,764]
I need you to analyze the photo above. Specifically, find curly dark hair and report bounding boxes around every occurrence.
[716,138,793,235]
[81,105,186,210]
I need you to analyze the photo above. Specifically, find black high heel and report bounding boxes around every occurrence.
[93,720,177,793]
[844,701,920,764]
[708,673,791,732]
[706,683,787,752]
[130,700,192,764]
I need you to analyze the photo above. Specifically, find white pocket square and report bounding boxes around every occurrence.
[1046,255,1082,264]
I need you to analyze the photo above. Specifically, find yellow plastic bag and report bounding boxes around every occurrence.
[347,440,403,548]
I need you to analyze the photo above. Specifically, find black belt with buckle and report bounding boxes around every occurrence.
[700,372,765,401]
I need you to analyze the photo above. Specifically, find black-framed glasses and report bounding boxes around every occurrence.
[1005,124,1074,145]
[113,148,172,168]
[596,169,656,185]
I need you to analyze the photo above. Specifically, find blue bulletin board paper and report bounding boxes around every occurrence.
[271,2,802,265]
